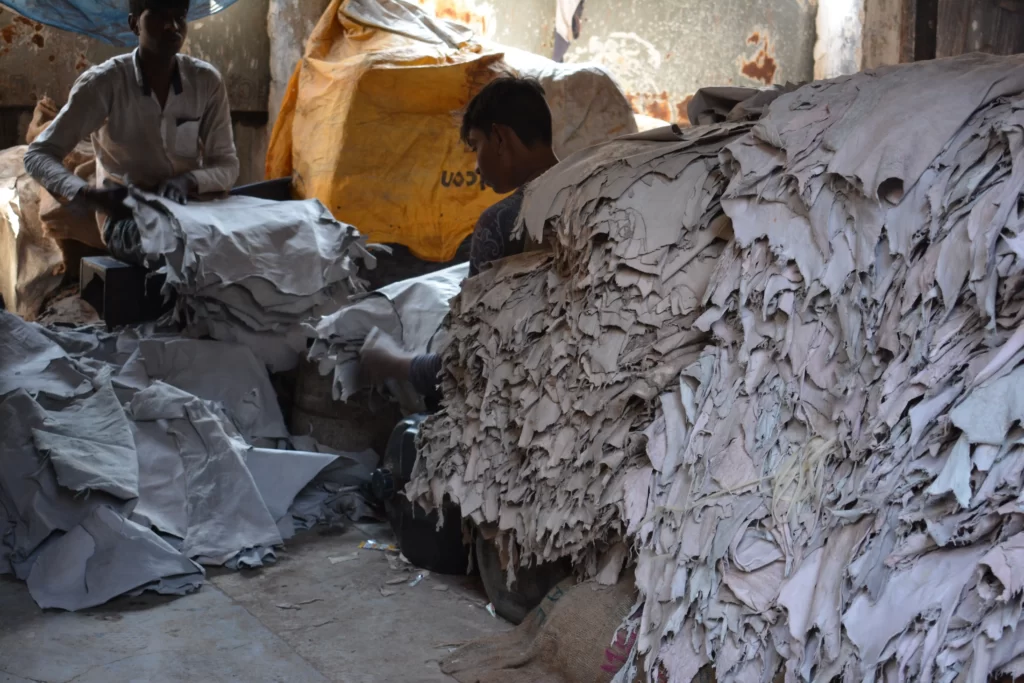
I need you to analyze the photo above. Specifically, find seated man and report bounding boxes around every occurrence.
[24,0,238,265]
[360,76,559,407]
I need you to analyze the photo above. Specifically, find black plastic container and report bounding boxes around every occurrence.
[371,415,469,575]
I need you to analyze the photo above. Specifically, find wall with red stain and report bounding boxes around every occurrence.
[408,1,814,127]
[740,32,778,84]
[557,0,815,125]
[0,1,270,112]
[0,8,118,109]
[0,2,272,183]
[1,0,816,149]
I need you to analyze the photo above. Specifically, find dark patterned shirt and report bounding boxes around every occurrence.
[410,191,526,405]
[468,189,526,277]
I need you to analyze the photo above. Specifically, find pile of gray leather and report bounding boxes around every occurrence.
[128,192,373,372]
[0,311,376,611]
[409,53,1024,683]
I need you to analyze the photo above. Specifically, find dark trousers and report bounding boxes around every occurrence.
[103,214,145,266]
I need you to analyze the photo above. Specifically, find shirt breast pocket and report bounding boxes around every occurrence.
[174,118,201,158]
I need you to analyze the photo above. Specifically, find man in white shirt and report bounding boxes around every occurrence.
[24,0,239,265]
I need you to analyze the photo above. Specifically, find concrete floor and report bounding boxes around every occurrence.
[0,523,508,683]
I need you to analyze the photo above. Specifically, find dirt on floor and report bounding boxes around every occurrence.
[0,522,509,683]
[33,284,100,327]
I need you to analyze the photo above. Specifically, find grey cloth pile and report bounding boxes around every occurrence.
[307,263,468,404]
[684,84,797,126]
[408,52,1024,683]
[618,53,1024,683]
[0,311,377,610]
[128,192,373,372]
[408,123,746,578]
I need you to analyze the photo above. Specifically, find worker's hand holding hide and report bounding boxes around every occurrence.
[78,185,128,215]
[158,174,197,204]
[359,329,415,385]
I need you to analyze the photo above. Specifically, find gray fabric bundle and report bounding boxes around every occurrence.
[620,52,1024,683]
[409,52,1024,683]
[307,263,468,405]
[127,192,373,372]
[0,311,377,610]
[408,122,747,579]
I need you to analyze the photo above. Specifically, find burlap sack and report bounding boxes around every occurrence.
[0,146,65,320]
[442,573,639,683]
[25,96,59,145]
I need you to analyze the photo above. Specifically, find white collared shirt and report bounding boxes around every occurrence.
[25,48,239,201]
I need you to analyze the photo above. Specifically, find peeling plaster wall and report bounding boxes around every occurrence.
[815,0,1024,80]
[0,0,270,183]
[268,0,332,128]
[0,2,269,110]
[561,0,817,124]
[410,0,819,126]
[0,11,121,111]
[414,0,559,63]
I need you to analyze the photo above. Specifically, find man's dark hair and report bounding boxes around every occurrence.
[461,77,553,148]
[129,0,190,15]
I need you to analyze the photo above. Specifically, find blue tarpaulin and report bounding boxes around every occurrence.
[0,0,239,46]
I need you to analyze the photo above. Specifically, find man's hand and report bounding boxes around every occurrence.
[359,331,415,385]
[158,174,197,204]
[79,186,128,214]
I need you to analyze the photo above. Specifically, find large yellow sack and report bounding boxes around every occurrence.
[267,0,635,262]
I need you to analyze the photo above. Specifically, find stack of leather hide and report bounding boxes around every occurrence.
[409,122,748,578]
[128,192,372,372]
[413,52,1024,683]
[621,53,1024,683]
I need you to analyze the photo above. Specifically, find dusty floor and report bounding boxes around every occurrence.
[0,523,509,683]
